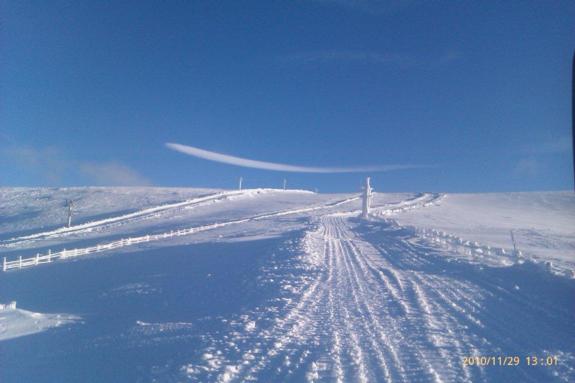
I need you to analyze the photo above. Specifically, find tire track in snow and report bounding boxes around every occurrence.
[184,201,570,382]
[335,218,441,383]
[200,213,476,382]
[334,236,398,382]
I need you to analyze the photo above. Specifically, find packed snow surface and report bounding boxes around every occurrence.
[0,187,573,382]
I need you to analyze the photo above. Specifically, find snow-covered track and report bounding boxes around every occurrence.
[192,214,483,382]
[188,213,573,382]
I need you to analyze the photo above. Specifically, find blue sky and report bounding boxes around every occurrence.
[1,0,573,192]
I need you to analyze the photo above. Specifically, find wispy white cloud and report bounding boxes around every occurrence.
[1,145,68,184]
[437,50,463,65]
[513,137,571,179]
[281,50,412,65]
[520,136,572,155]
[166,142,427,173]
[514,157,541,178]
[279,49,463,68]
[0,144,151,186]
[311,0,419,14]
[79,162,152,186]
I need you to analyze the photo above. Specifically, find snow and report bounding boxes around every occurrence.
[0,303,79,341]
[0,187,573,382]
[380,192,575,274]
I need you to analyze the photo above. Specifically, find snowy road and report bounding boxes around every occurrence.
[187,213,573,383]
[195,214,482,382]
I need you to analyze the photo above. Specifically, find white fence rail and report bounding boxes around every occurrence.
[2,219,249,272]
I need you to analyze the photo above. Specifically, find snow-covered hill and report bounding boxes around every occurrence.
[0,188,573,382]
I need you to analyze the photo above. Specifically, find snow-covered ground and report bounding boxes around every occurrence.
[0,187,573,382]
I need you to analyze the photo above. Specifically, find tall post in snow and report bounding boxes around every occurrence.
[238,177,243,191]
[361,177,372,219]
[510,230,518,256]
[66,200,74,228]
[283,178,287,190]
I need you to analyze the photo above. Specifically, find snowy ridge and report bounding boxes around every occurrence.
[2,193,359,271]
[0,189,270,246]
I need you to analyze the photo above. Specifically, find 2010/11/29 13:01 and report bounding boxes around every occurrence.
[526,356,559,366]
[463,355,559,367]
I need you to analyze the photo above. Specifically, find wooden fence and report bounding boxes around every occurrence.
[2,218,250,272]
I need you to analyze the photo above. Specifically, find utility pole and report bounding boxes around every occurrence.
[66,199,74,228]
[238,177,243,191]
[283,178,287,190]
[361,177,372,219]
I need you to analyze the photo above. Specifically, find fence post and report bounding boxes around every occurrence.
[2,257,6,272]
[36,253,39,265]
[18,256,22,269]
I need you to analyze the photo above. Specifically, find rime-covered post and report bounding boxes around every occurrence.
[361,177,372,219]
[283,178,287,190]
[238,177,243,191]
[510,230,518,256]
[2,257,6,272]
[66,199,74,228]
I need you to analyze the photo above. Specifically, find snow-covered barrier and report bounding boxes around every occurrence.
[2,224,244,272]
[374,193,444,216]
[0,301,17,310]
[415,227,575,278]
